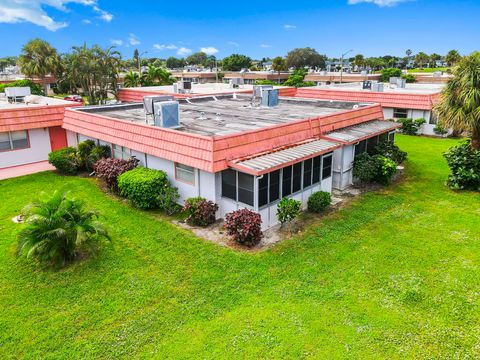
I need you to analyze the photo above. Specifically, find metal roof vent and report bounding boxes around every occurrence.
[396,78,406,88]
[253,85,273,98]
[261,89,279,107]
[143,95,174,121]
[371,82,384,92]
[153,101,180,129]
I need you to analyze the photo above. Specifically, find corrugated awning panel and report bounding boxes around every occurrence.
[326,120,399,143]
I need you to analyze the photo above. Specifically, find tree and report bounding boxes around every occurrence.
[434,52,480,149]
[272,56,287,75]
[186,52,208,67]
[17,191,110,267]
[405,49,413,58]
[445,50,462,67]
[166,56,185,69]
[17,38,61,95]
[414,52,430,69]
[283,69,315,88]
[141,65,175,86]
[61,44,121,105]
[221,54,252,71]
[124,70,142,87]
[429,53,442,68]
[285,47,326,70]
[133,49,140,70]
[353,54,365,69]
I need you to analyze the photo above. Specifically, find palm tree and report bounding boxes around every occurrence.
[141,65,175,86]
[445,50,462,67]
[434,52,480,149]
[17,38,61,95]
[18,191,110,267]
[124,70,142,87]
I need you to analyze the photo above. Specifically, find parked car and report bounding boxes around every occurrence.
[63,95,84,104]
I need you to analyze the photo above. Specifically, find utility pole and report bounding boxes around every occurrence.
[340,49,353,84]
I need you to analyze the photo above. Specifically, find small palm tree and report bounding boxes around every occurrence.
[18,191,110,267]
[434,52,480,149]
[124,70,142,87]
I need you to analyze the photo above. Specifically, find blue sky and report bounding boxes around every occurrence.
[0,0,479,59]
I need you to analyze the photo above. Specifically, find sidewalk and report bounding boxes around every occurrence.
[0,161,55,181]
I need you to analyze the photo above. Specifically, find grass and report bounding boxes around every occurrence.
[407,67,450,73]
[1,135,480,359]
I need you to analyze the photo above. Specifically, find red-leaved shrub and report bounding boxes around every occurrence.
[183,197,218,227]
[224,209,263,246]
[93,157,139,191]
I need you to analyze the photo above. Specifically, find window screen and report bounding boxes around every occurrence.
[393,108,408,118]
[269,170,280,203]
[322,154,333,180]
[175,163,195,184]
[388,131,395,142]
[292,162,302,193]
[303,158,312,188]
[0,132,10,151]
[221,169,237,201]
[238,172,254,206]
[312,156,321,184]
[258,174,268,207]
[367,136,379,154]
[282,166,292,197]
[355,140,367,158]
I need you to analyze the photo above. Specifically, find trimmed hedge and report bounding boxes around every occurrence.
[118,167,170,209]
[277,198,302,225]
[353,153,397,185]
[48,147,80,175]
[308,191,332,213]
[93,157,139,191]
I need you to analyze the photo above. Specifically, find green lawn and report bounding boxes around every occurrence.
[407,67,450,73]
[1,135,479,359]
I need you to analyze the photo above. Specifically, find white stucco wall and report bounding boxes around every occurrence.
[383,108,441,136]
[332,145,354,190]
[0,128,51,169]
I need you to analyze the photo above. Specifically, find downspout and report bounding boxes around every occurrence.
[197,169,201,197]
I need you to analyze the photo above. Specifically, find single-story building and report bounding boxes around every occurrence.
[280,84,444,136]
[62,93,398,229]
[0,93,79,179]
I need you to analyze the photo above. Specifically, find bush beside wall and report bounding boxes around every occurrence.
[308,191,332,213]
[224,209,263,246]
[183,197,218,227]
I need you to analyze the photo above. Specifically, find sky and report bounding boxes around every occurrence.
[0,0,479,59]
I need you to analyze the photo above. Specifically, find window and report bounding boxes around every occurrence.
[354,140,367,158]
[282,166,292,197]
[322,154,333,180]
[258,170,281,208]
[367,136,379,154]
[303,158,312,188]
[388,131,395,142]
[393,108,408,119]
[269,170,280,203]
[113,144,131,160]
[258,175,268,207]
[221,169,237,201]
[429,113,438,125]
[222,170,254,206]
[379,132,389,143]
[292,162,302,193]
[312,156,321,184]
[0,131,28,151]
[175,163,195,184]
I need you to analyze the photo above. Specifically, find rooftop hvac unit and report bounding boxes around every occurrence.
[253,85,273,98]
[230,77,244,86]
[143,95,175,117]
[5,86,31,101]
[433,71,443,77]
[360,70,368,76]
[371,82,384,92]
[183,81,192,90]
[173,83,179,93]
[153,101,180,129]
[396,78,406,88]
[261,89,279,107]
[362,81,372,90]
[389,77,399,84]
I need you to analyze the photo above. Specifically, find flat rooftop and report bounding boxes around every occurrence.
[0,95,73,110]
[119,83,284,96]
[312,82,444,95]
[78,94,371,137]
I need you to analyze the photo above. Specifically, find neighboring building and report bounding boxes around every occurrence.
[0,93,79,179]
[305,72,381,84]
[284,83,444,135]
[223,71,290,85]
[169,70,218,84]
[62,93,397,229]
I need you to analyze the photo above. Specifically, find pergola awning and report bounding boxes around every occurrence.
[325,120,400,144]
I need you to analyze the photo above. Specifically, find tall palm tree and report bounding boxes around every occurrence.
[124,70,142,87]
[17,38,61,95]
[434,52,480,149]
[18,191,110,267]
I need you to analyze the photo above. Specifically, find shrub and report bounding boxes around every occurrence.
[157,185,181,215]
[353,153,397,185]
[48,147,80,175]
[401,74,416,83]
[374,141,407,164]
[17,191,109,267]
[443,141,480,190]
[224,209,263,246]
[277,198,302,225]
[0,79,43,95]
[308,191,332,213]
[399,118,426,135]
[118,167,171,209]
[77,140,96,170]
[380,68,402,82]
[183,197,218,227]
[93,157,139,191]
[433,125,449,136]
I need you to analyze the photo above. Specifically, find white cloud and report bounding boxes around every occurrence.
[177,47,192,56]
[82,19,92,24]
[227,41,239,47]
[153,44,178,51]
[111,39,123,46]
[260,44,272,48]
[0,0,112,31]
[348,0,412,6]
[201,47,218,55]
[128,33,140,46]
[284,24,296,30]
